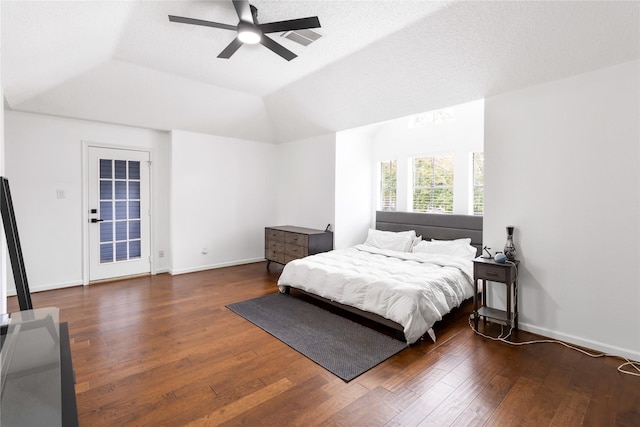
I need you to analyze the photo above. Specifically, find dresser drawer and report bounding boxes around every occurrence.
[267,240,284,252]
[284,243,306,259]
[476,264,507,282]
[265,229,285,243]
[284,232,308,247]
[265,247,285,264]
[284,252,303,264]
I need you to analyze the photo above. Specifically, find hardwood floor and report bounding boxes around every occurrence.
[7,262,639,426]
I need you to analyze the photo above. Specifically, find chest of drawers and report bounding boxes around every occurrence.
[265,225,333,268]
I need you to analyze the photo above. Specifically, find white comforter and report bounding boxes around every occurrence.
[277,244,474,344]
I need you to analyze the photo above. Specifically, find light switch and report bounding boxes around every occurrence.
[56,189,65,199]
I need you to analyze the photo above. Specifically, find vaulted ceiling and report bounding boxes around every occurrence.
[3,1,639,143]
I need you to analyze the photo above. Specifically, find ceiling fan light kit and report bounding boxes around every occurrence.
[237,23,261,44]
[168,0,321,61]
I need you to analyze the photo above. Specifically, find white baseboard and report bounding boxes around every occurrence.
[6,280,83,296]
[519,321,639,362]
[6,259,264,296]
[169,257,265,276]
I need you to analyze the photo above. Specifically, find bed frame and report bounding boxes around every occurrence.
[284,211,483,341]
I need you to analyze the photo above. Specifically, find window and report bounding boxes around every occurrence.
[379,160,397,211]
[473,152,484,215]
[412,154,454,213]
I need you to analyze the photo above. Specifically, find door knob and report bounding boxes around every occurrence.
[90,218,104,223]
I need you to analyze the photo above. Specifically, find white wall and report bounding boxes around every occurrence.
[4,111,171,292]
[335,128,373,248]
[371,100,484,214]
[274,134,336,231]
[0,11,6,312]
[169,130,276,274]
[484,60,640,360]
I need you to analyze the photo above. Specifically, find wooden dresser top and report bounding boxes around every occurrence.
[266,225,330,235]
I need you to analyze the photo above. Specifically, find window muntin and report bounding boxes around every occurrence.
[412,154,454,214]
[379,160,397,211]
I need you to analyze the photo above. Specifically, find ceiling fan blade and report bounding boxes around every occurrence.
[168,15,236,31]
[218,37,244,59]
[259,16,321,34]
[260,35,297,61]
[232,0,253,23]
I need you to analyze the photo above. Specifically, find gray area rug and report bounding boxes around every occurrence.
[227,292,407,381]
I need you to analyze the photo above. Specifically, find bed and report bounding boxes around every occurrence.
[277,211,483,344]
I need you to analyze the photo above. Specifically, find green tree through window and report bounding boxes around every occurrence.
[473,152,484,215]
[413,155,454,213]
[380,160,397,211]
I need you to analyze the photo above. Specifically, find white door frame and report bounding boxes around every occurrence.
[81,142,154,285]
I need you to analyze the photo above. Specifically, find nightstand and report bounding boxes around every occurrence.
[472,257,520,331]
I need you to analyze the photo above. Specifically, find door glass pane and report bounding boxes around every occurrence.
[100,243,113,263]
[115,160,127,179]
[115,221,127,240]
[100,201,113,221]
[115,202,127,220]
[129,161,140,180]
[129,201,140,219]
[115,181,127,200]
[100,160,112,179]
[129,221,141,239]
[100,223,112,243]
[115,242,128,261]
[128,182,140,199]
[129,240,141,258]
[99,181,112,200]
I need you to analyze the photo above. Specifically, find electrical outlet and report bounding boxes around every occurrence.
[201,248,208,255]
[159,250,164,258]
[56,189,65,199]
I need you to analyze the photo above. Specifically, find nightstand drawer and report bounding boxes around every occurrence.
[476,264,507,282]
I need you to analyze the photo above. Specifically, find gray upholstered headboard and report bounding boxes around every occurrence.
[376,211,483,256]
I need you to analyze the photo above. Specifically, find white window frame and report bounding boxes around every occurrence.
[411,153,455,214]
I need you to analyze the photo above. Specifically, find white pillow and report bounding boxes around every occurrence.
[431,237,472,245]
[412,239,477,259]
[364,229,416,252]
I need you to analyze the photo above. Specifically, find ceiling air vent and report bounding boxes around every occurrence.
[281,28,323,46]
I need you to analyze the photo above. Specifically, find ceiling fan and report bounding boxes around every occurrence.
[168,0,321,61]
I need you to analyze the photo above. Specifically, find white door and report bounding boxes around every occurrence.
[87,147,151,281]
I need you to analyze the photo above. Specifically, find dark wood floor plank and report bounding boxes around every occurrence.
[327,385,402,426]
[5,261,638,426]
[484,375,541,425]
[420,348,508,425]
[549,390,589,426]
[386,381,456,426]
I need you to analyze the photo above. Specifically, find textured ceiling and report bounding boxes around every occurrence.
[2,1,639,143]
